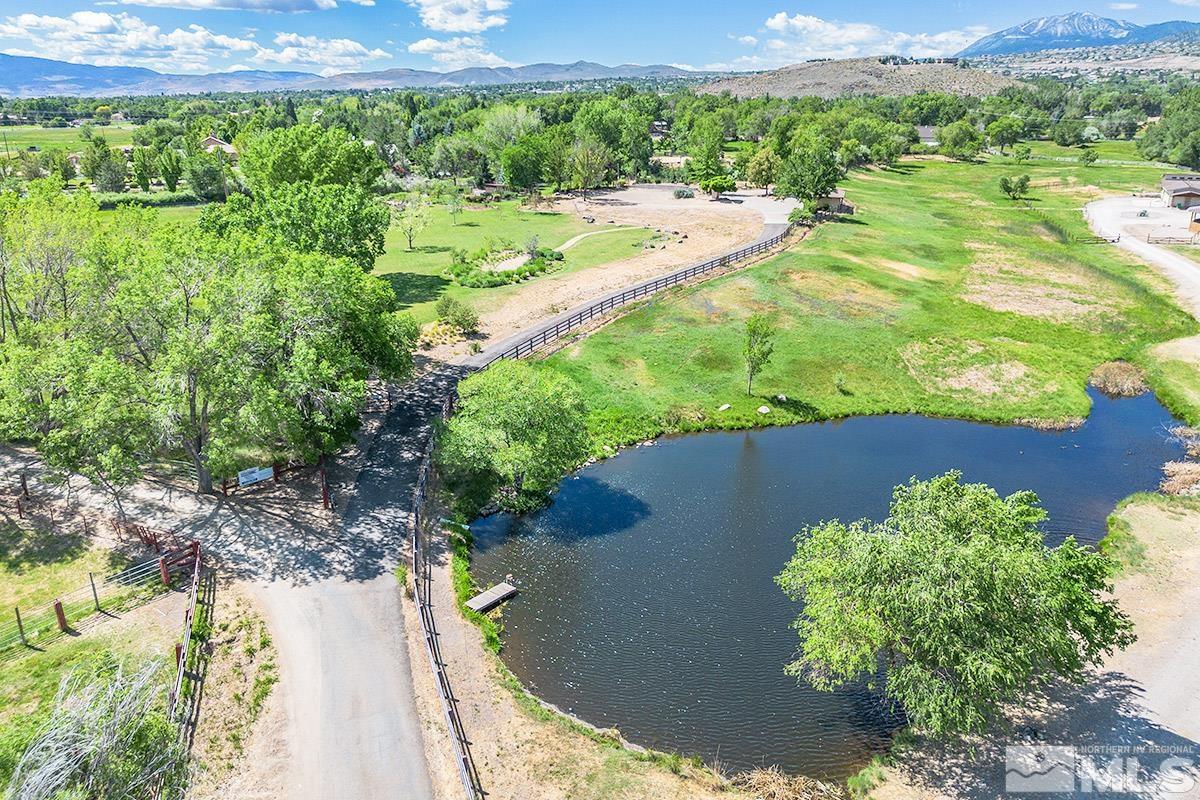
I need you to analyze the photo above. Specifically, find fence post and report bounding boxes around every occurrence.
[54,600,68,633]
[20,473,28,498]
[89,572,100,612]
[320,457,331,510]
[175,642,183,667]
[15,498,22,519]
[158,557,171,586]
[14,607,25,646]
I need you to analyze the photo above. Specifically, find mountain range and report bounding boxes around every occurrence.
[0,54,697,98]
[957,12,1200,57]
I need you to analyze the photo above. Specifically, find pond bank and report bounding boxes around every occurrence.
[468,389,1186,780]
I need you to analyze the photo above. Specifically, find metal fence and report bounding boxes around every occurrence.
[167,541,203,724]
[1148,234,1199,245]
[481,223,796,366]
[0,543,192,659]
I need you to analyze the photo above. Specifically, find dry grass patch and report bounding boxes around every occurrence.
[900,339,1043,401]
[730,766,847,800]
[1161,461,1200,496]
[1089,361,1148,397]
[786,270,901,316]
[189,584,279,799]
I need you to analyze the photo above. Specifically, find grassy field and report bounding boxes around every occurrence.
[0,123,139,155]
[541,154,1199,448]
[1023,139,1153,163]
[376,200,658,323]
[0,524,128,611]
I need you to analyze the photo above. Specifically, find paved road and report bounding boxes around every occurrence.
[255,365,463,800]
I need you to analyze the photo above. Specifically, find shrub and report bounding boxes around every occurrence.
[673,188,694,199]
[436,295,480,335]
[93,190,200,210]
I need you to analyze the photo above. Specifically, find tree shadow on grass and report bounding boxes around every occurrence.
[381,272,451,310]
[767,396,820,419]
[0,521,87,570]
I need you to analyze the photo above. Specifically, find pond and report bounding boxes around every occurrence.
[470,389,1185,779]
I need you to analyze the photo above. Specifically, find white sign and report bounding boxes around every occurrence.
[237,465,274,487]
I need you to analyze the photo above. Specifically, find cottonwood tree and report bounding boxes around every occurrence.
[200,183,390,271]
[439,360,588,512]
[744,313,777,396]
[700,175,736,200]
[746,146,780,195]
[0,180,419,494]
[985,116,1024,154]
[776,471,1134,738]
[571,136,611,199]
[240,123,384,191]
[776,138,840,205]
[937,120,984,161]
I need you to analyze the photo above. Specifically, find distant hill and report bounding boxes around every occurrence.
[0,54,700,98]
[698,58,1022,100]
[958,12,1200,57]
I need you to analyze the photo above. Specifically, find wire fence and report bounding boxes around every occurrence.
[411,393,485,800]
[166,542,203,726]
[1148,234,1199,245]
[0,542,194,660]
[481,223,797,366]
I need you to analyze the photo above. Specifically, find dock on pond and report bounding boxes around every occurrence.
[465,582,518,613]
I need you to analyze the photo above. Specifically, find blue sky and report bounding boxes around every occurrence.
[0,0,1198,76]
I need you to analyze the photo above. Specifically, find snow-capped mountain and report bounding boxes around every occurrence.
[958,12,1200,57]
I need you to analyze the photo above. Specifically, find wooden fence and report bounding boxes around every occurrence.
[481,223,796,366]
[411,393,485,800]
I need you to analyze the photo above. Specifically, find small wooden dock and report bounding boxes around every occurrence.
[465,582,518,613]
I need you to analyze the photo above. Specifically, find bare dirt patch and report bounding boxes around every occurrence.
[190,582,283,800]
[962,244,1123,326]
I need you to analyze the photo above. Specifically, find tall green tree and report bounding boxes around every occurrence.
[775,139,840,205]
[745,146,780,195]
[131,147,159,192]
[743,313,776,396]
[157,148,183,192]
[938,120,984,161]
[777,472,1134,738]
[240,123,383,191]
[392,196,432,251]
[185,150,228,201]
[985,116,1024,154]
[571,136,611,199]
[440,360,588,512]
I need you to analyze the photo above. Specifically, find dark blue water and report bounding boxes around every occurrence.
[471,390,1184,779]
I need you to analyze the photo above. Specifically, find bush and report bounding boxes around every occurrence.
[673,188,695,199]
[92,190,200,210]
[435,295,480,335]
[446,241,566,288]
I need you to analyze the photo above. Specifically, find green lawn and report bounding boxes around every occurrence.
[541,155,1200,449]
[1022,138,1153,163]
[0,123,139,156]
[376,200,657,323]
[0,524,128,611]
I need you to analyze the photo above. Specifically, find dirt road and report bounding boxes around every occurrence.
[1087,197,1200,317]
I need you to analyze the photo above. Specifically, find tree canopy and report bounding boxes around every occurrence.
[240,123,384,191]
[0,179,418,493]
[439,361,589,512]
[776,471,1134,738]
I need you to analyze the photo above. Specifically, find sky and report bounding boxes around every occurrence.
[0,0,1198,76]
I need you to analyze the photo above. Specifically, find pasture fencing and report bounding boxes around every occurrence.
[411,393,485,800]
[1147,234,1199,246]
[481,223,798,366]
[0,539,199,662]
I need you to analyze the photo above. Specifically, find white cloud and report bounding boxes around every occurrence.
[0,10,389,73]
[1170,0,1200,6]
[116,0,374,10]
[407,35,511,68]
[404,0,509,33]
[1108,2,1138,9]
[730,34,758,46]
[713,12,989,70]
